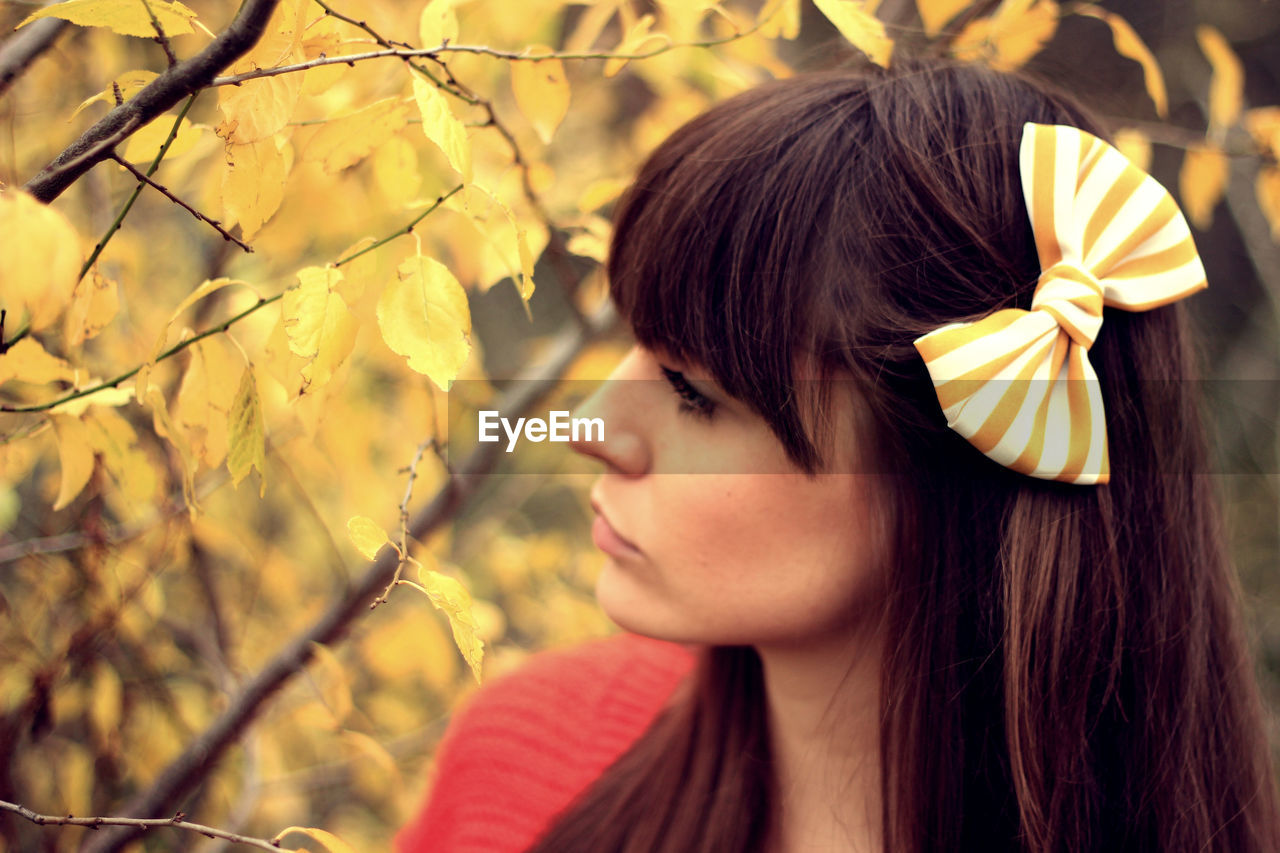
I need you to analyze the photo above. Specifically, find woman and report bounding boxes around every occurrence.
[398,59,1280,852]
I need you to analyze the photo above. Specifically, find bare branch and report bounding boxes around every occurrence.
[0,800,285,852]
[0,17,68,98]
[108,152,253,251]
[23,0,282,203]
[79,302,617,853]
[141,0,179,66]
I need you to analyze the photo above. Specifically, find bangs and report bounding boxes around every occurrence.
[606,75,878,472]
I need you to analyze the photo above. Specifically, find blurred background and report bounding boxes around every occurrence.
[0,0,1277,850]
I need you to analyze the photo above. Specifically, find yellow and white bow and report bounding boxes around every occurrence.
[913,123,1207,484]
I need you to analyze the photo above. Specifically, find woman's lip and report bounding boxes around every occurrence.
[590,501,642,558]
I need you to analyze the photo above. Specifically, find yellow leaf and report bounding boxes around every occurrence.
[1246,107,1280,162]
[222,138,288,241]
[511,49,571,144]
[71,69,157,119]
[87,408,156,506]
[175,336,240,469]
[456,185,537,302]
[604,14,667,78]
[377,254,471,391]
[576,177,629,213]
[1078,9,1166,118]
[0,190,82,333]
[88,665,122,742]
[281,266,358,391]
[1196,26,1242,134]
[813,0,892,68]
[136,277,253,400]
[407,566,484,683]
[952,0,1058,72]
[63,269,119,349]
[411,75,472,181]
[19,0,198,38]
[308,643,352,725]
[1256,166,1280,240]
[566,215,611,264]
[121,114,201,163]
[300,14,347,96]
[305,97,411,173]
[273,827,359,853]
[226,366,266,495]
[1179,145,1229,230]
[419,0,458,48]
[1112,128,1152,172]
[0,339,75,386]
[917,0,970,36]
[51,415,95,511]
[758,0,800,39]
[347,516,391,560]
[144,387,198,512]
[216,74,302,144]
[372,135,420,206]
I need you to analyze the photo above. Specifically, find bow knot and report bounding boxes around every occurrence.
[1031,261,1104,349]
[913,123,1207,485]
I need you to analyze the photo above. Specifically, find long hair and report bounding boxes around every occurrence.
[526,61,1280,852]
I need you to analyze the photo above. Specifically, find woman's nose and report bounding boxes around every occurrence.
[568,354,651,476]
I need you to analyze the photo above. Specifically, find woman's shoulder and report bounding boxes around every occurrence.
[395,632,697,853]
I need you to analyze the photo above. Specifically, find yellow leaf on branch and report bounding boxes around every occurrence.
[812,0,892,68]
[372,135,421,206]
[377,254,471,391]
[408,565,485,683]
[0,339,76,387]
[274,827,357,853]
[87,407,156,507]
[282,266,359,391]
[1179,144,1229,230]
[0,190,82,333]
[222,138,288,241]
[19,0,198,39]
[461,184,536,304]
[63,269,119,349]
[411,75,472,181]
[305,97,411,174]
[419,0,459,48]
[226,366,266,495]
[136,277,252,399]
[604,14,668,78]
[952,0,1059,72]
[1078,8,1166,118]
[71,69,157,119]
[1196,26,1242,135]
[175,337,240,469]
[51,415,95,511]
[512,48,571,144]
[758,0,800,40]
[215,0,308,144]
[347,516,392,560]
[121,114,202,163]
[144,387,198,512]
[917,0,970,36]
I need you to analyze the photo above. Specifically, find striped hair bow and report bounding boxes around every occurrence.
[912,123,1207,485]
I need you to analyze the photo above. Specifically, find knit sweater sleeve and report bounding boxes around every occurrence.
[395,632,697,853]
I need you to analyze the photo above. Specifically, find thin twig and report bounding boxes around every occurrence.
[335,184,464,266]
[80,95,198,281]
[0,800,285,851]
[108,152,253,251]
[311,0,460,100]
[209,29,764,87]
[372,438,437,608]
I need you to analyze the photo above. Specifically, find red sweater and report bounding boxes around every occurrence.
[396,632,697,853]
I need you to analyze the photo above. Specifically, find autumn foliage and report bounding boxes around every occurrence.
[1,0,1277,850]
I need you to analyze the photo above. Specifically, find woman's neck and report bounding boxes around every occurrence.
[756,620,885,853]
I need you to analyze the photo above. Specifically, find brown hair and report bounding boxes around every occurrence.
[527,60,1280,852]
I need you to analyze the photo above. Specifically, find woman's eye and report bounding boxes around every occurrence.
[660,366,717,419]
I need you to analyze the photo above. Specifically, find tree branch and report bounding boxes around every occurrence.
[0,17,67,98]
[23,0,282,203]
[0,800,285,852]
[108,152,252,251]
[79,302,617,853]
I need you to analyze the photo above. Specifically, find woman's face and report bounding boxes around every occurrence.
[570,345,891,650]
